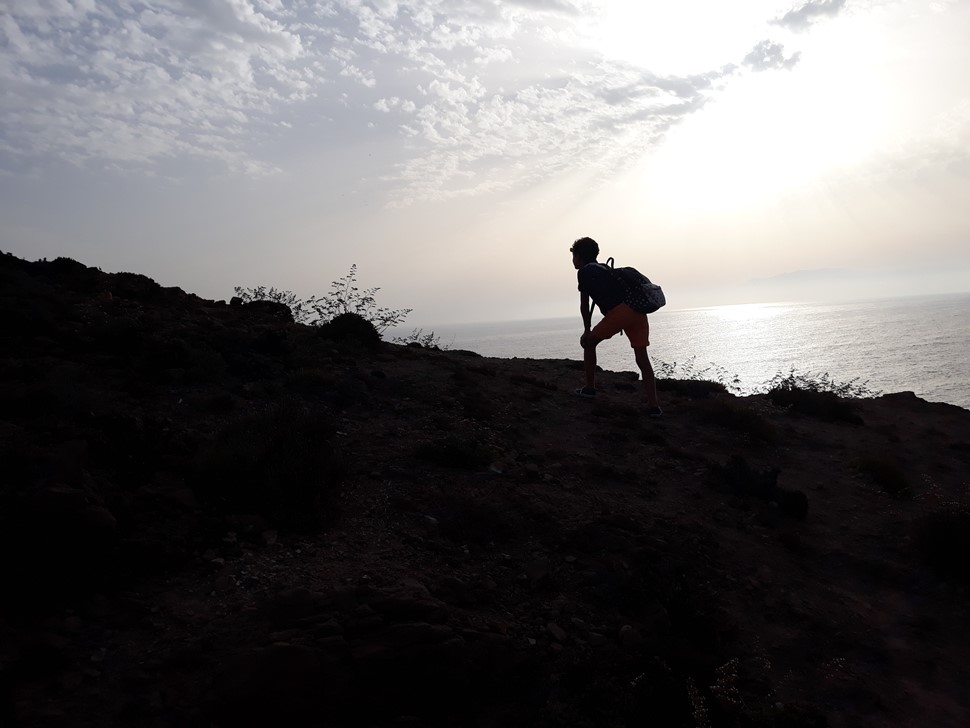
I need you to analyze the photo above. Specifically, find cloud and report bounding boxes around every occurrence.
[381,59,731,206]
[0,0,736,201]
[743,41,801,72]
[0,0,322,175]
[772,0,848,32]
[506,0,583,14]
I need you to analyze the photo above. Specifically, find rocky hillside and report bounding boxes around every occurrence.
[2,252,970,727]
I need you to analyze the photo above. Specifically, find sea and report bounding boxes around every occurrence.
[414,293,970,411]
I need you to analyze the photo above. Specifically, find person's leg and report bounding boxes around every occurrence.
[581,307,624,395]
[634,346,661,409]
[618,309,660,410]
[582,332,601,389]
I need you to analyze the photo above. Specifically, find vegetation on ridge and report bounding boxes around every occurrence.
[235,264,444,347]
[234,264,412,333]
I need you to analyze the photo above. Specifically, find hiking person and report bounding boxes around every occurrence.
[570,236,662,416]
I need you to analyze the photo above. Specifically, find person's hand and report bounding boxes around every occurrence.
[580,331,590,349]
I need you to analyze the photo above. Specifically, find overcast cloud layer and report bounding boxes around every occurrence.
[1,0,790,203]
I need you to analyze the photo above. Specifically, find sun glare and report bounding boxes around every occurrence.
[637,23,895,214]
[577,3,902,216]
[582,2,782,75]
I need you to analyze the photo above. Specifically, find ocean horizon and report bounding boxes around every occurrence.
[405,292,970,411]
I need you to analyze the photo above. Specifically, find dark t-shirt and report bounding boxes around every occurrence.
[577,263,623,315]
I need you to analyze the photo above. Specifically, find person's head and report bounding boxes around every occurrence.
[570,237,599,269]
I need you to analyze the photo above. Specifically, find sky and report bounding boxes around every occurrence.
[2,0,969,325]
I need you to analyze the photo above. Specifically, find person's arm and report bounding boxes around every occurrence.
[580,292,593,331]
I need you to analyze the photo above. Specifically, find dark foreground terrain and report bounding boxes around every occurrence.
[2,252,970,727]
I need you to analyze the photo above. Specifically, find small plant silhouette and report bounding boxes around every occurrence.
[309,264,412,333]
[391,328,444,348]
[763,367,875,424]
[762,367,880,399]
[234,264,412,334]
[654,356,742,398]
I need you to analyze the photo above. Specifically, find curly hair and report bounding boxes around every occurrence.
[569,237,600,263]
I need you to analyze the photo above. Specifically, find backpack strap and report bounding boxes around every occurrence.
[600,257,629,296]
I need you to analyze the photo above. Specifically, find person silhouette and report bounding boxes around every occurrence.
[570,236,662,416]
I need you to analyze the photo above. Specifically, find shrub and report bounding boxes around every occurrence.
[658,378,728,398]
[193,403,343,530]
[768,386,864,425]
[763,368,880,399]
[654,356,742,395]
[763,367,876,423]
[244,299,294,322]
[317,311,383,350]
[231,286,314,323]
[311,264,411,333]
[234,264,411,334]
[391,328,444,349]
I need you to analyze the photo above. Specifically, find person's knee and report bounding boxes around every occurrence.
[581,333,601,350]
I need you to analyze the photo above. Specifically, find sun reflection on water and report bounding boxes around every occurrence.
[703,303,792,323]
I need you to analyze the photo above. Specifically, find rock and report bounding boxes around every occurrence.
[547,622,567,642]
[243,299,293,321]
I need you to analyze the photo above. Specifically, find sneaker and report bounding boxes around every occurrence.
[642,406,663,417]
[574,386,597,398]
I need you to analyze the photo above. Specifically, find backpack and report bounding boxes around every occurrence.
[602,257,666,314]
